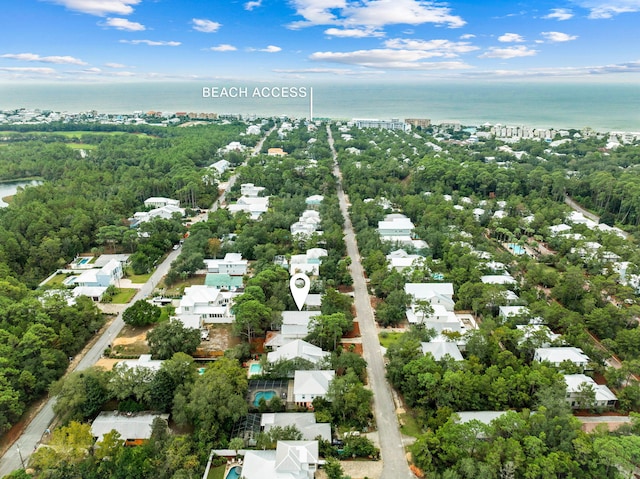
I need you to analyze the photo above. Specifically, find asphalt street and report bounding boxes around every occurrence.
[328,126,415,479]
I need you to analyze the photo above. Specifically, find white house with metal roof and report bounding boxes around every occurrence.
[564,374,617,409]
[534,347,591,372]
[293,370,335,406]
[91,411,169,445]
[405,283,455,311]
[241,441,319,479]
[267,339,329,365]
[261,413,331,442]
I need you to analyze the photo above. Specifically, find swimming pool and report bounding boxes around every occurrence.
[225,466,242,479]
[508,243,525,255]
[254,390,276,406]
[249,363,262,374]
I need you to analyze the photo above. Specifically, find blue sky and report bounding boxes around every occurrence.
[1,0,639,82]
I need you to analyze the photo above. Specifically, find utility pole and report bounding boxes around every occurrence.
[16,444,25,469]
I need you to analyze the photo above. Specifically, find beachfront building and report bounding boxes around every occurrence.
[354,118,410,132]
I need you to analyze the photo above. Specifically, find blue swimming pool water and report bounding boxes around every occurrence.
[508,243,525,255]
[78,258,90,265]
[254,390,276,406]
[249,363,262,374]
[225,466,242,479]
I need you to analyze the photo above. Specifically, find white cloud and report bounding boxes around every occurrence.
[479,45,538,59]
[259,45,282,53]
[192,18,222,33]
[324,27,384,37]
[345,0,465,28]
[45,0,142,16]
[244,0,262,10]
[0,52,87,65]
[541,31,578,42]
[467,60,640,78]
[120,40,181,46]
[544,8,574,20]
[575,0,640,18]
[103,17,145,31]
[209,44,237,52]
[273,67,386,76]
[498,33,525,42]
[0,67,57,74]
[460,33,476,39]
[310,48,472,69]
[289,0,465,29]
[384,38,479,56]
[105,62,127,68]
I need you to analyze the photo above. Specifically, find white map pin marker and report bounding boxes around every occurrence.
[290,273,311,311]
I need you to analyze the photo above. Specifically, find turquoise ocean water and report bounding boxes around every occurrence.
[1,81,639,131]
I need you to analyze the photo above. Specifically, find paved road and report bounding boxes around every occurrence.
[328,126,414,479]
[0,247,181,477]
[564,194,629,240]
[0,127,275,477]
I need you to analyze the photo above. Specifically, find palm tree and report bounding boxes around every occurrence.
[229,437,244,458]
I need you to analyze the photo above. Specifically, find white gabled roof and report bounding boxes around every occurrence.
[405,283,454,299]
[420,341,463,361]
[267,339,329,364]
[564,374,617,402]
[481,274,516,285]
[535,347,590,365]
[91,411,168,442]
[293,370,335,397]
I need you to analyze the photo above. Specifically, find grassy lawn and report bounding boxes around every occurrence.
[0,130,135,138]
[162,275,206,296]
[378,331,404,348]
[65,143,98,150]
[110,288,138,304]
[399,412,423,438]
[127,270,153,283]
[207,465,226,479]
[42,273,75,287]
